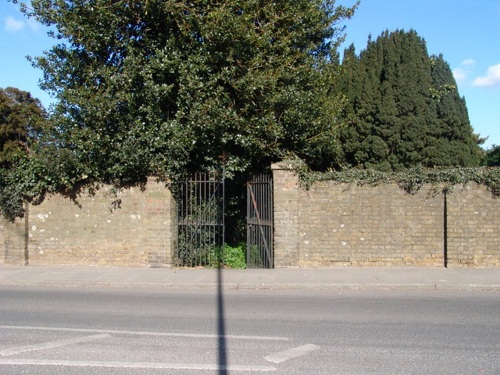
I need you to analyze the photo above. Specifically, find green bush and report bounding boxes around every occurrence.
[210,244,246,269]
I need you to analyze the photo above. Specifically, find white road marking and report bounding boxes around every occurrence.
[0,359,276,371]
[0,334,110,356]
[0,325,288,341]
[264,344,320,364]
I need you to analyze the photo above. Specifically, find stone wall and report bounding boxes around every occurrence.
[272,165,499,268]
[1,178,175,267]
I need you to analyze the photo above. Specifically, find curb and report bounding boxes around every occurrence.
[0,281,498,291]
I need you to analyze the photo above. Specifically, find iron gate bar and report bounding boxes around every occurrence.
[182,174,220,246]
[176,171,225,267]
[248,187,272,267]
[177,170,271,268]
[246,174,273,269]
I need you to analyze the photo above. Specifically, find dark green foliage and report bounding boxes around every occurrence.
[332,30,483,171]
[0,87,98,221]
[1,0,358,221]
[21,0,356,183]
[483,145,500,166]
[0,87,55,221]
[0,87,47,168]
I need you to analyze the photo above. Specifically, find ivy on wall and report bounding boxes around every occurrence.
[286,159,500,197]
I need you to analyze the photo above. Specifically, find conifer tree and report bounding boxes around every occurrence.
[483,145,500,166]
[425,55,483,166]
[334,30,482,171]
[0,87,48,168]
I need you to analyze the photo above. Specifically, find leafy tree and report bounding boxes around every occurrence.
[17,0,357,186]
[333,30,482,171]
[0,87,54,220]
[0,87,90,221]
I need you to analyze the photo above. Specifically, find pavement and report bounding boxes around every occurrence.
[0,264,499,291]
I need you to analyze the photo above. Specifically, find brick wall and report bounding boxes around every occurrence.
[1,178,175,267]
[447,185,500,267]
[272,165,499,268]
[2,168,498,268]
[1,214,26,265]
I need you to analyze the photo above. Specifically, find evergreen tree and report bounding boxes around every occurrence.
[20,0,357,184]
[334,30,482,171]
[0,87,51,220]
[425,55,483,166]
[483,144,500,166]
[0,87,48,168]
[0,87,47,168]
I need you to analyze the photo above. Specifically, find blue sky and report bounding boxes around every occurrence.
[1,0,499,149]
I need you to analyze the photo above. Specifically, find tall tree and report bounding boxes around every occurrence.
[0,87,47,168]
[334,30,482,171]
[0,87,52,220]
[19,0,357,184]
[424,54,483,166]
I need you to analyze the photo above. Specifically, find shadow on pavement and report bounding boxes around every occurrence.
[217,266,228,374]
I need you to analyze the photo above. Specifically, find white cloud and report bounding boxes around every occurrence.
[453,59,476,83]
[473,64,500,87]
[27,19,42,32]
[453,68,467,83]
[5,16,25,32]
[462,59,476,66]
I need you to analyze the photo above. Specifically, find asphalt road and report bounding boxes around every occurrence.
[0,286,499,374]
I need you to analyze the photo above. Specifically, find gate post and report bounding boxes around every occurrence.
[145,177,176,267]
[271,162,300,267]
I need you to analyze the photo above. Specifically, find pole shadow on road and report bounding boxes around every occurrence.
[217,265,228,374]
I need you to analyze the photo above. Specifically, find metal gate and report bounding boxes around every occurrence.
[247,174,273,269]
[175,172,225,267]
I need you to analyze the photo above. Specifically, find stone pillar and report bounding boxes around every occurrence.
[144,177,176,267]
[271,162,300,267]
